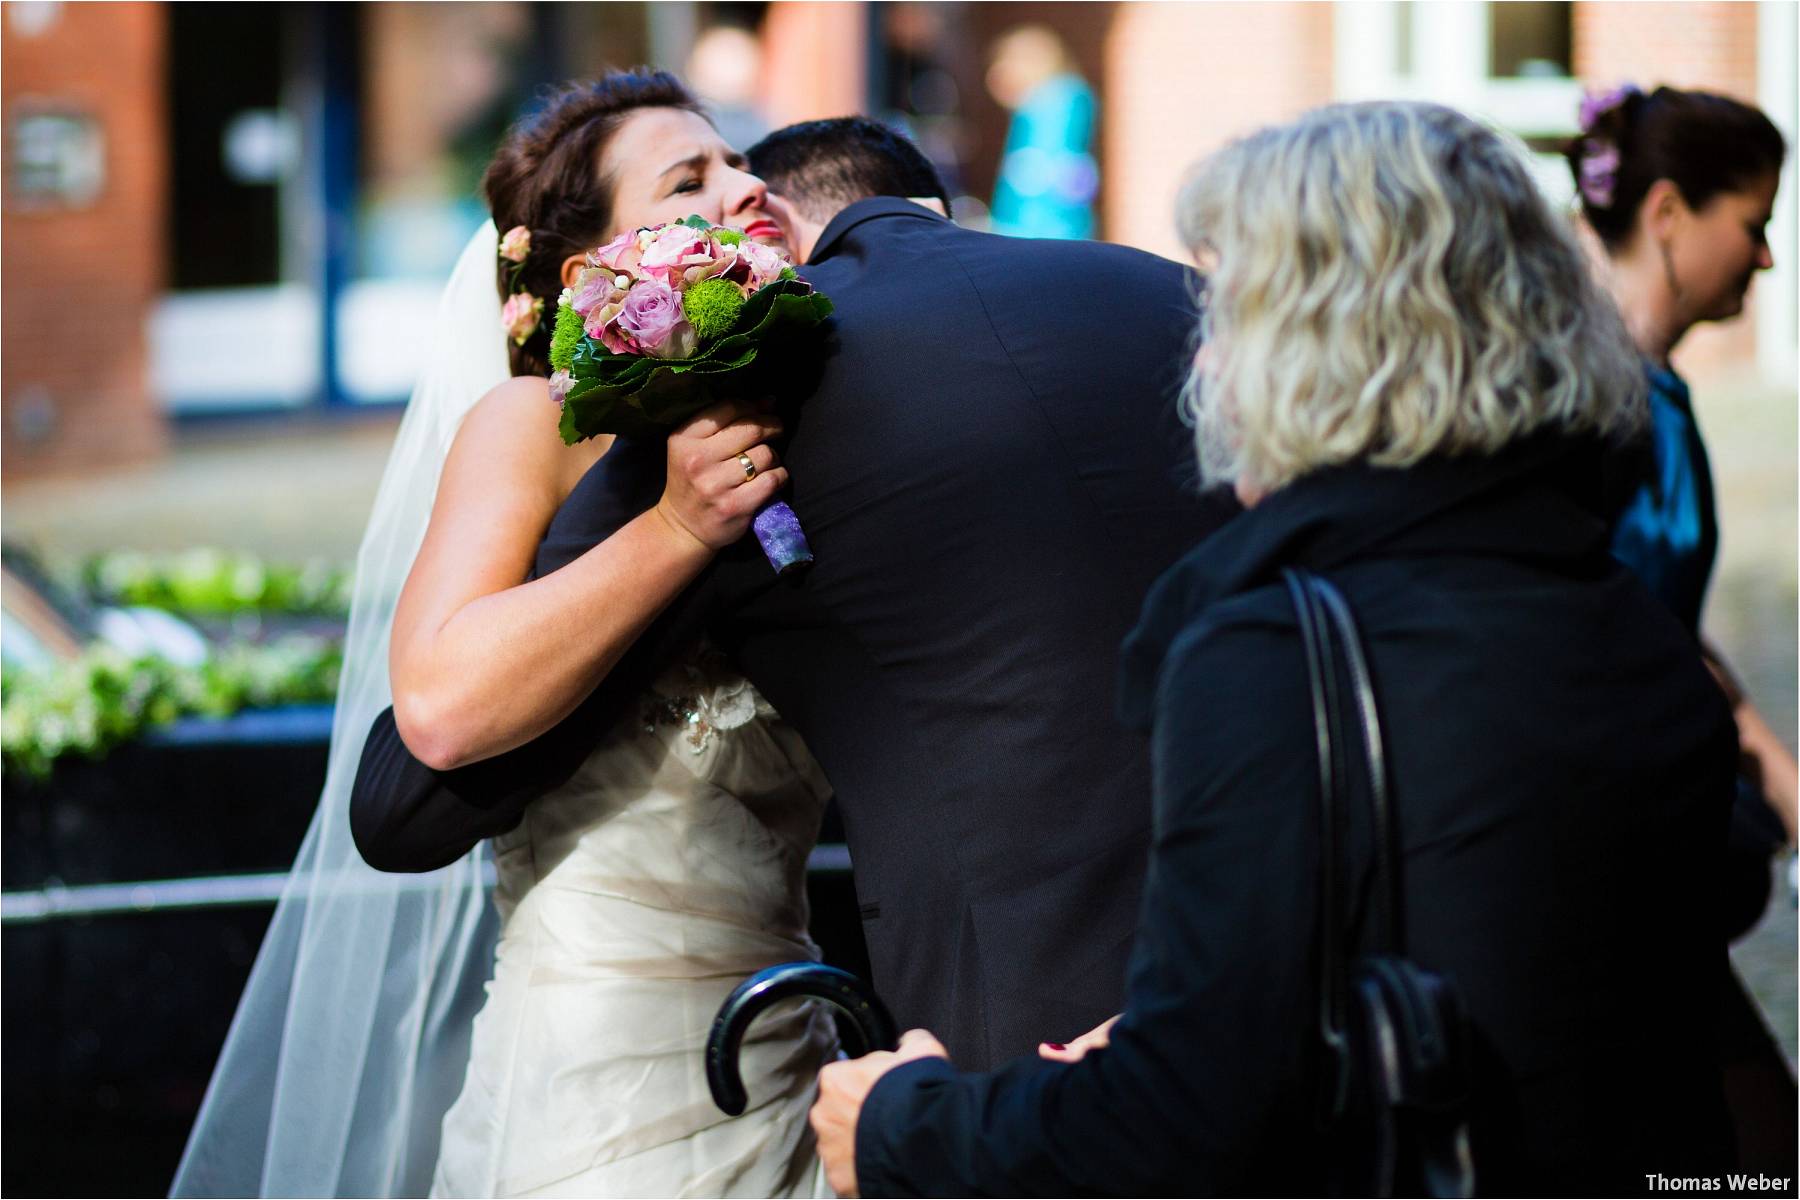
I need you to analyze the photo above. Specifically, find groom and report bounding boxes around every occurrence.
[352,118,1235,1070]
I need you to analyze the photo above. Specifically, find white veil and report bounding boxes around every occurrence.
[172,223,512,1197]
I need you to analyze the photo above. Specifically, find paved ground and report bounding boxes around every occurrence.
[1706,373,1799,1065]
[4,410,405,563]
[5,373,1795,1062]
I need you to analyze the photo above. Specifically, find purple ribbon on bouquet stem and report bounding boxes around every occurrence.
[752,499,813,576]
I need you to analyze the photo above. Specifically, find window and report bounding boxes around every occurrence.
[6,110,104,208]
[1489,1,1572,79]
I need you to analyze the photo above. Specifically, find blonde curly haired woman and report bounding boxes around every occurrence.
[811,101,1737,1196]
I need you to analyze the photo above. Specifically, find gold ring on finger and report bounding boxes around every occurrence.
[738,451,758,482]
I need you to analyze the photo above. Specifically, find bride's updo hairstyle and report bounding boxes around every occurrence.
[483,70,706,377]
[1175,101,1644,494]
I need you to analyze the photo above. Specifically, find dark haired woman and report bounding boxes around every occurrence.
[1568,82,1797,1176]
[1567,86,1796,902]
[174,73,835,1198]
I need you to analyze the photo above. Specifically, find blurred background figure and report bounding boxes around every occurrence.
[984,24,1097,238]
[868,1,980,226]
[687,21,770,152]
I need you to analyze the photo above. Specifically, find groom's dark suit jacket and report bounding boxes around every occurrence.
[352,198,1236,1069]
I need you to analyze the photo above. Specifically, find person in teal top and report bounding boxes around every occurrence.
[1609,362,1717,633]
[1569,84,1795,865]
[1572,86,1798,1171]
[985,26,1097,240]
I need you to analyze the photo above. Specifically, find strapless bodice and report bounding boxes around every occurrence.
[434,647,837,1198]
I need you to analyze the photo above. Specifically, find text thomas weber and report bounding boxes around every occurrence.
[1645,1175,1794,1194]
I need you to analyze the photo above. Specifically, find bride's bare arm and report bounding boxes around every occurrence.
[388,377,787,770]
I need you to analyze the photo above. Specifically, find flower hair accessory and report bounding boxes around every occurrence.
[501,292,544,346]
[1575,83,1639,209]
[499,224,533,263]
[1578,140,1622,208]
[496,225,542,343]
[1578,83,1639,135]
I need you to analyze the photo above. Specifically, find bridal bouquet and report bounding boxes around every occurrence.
[542,216,834,575]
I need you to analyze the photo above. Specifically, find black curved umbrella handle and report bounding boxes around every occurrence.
[706,961,899,1116]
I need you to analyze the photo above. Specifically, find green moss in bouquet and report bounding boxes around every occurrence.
[682,278,747,342]
[548,300,585,375]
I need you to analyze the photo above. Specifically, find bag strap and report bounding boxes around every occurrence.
[1285,567,1405,1121]
[1308,573,1402,956]
[1284,568,1351,1120]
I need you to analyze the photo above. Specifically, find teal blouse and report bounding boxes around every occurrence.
[1609,364,1718,635]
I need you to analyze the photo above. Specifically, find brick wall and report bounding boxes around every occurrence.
[1102,1,1333,260]
[761,2,867,127]
[1573,1,1762,378]
[2,1,168,480]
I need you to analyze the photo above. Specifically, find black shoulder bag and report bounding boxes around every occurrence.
[1283,568,1477,1199]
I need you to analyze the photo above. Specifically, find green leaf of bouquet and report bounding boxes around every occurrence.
[570,337,655,385]
[679,214,712,230]
[676,346,760,374]
[712,287,835,354]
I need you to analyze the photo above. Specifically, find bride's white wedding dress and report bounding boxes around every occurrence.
[174,227,831,1199]
[431,644,839,1199]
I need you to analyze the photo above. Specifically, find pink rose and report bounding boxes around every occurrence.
[615,278,696,359]
[638,225,719,281]
[548,369,575,406]
[680,238,742,288]
[591,229,644,277]
[735,240,791,292]
[587,303,633,355]
[569,266,623,317]
[500,292,543,345]
[498,224,532,263]
[582,280,634,353]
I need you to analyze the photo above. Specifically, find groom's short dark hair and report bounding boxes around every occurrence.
[746,117,951,223]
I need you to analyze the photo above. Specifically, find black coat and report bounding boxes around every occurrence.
[854,437,1737,1196]
[351,199,1236,1069]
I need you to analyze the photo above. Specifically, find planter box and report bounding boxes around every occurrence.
[2,705,868,1197]
[2,705,331,1198]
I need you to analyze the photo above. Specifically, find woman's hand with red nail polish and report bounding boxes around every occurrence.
[1037,1014,1120,1063]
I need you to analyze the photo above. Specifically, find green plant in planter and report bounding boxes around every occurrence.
[81,550,353,616]
[1,637,343,779]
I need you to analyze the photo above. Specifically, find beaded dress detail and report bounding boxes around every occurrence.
[433,645,837,1198]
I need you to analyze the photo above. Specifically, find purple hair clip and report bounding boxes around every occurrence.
[1578,82,1640,134]
[1575,83,1638,208]
[1578,140,1622,208]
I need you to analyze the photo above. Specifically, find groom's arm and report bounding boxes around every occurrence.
[349,621,686,871]
[351,696,611,871]
[350,439,713,872]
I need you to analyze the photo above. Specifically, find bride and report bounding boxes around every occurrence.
[173,71,836,1198]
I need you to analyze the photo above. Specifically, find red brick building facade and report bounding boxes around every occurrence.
[0,2,1788,480]
[3,1,168,477]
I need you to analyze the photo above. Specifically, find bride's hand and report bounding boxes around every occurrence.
[1038,1014,1120,1063]
[655,400,790,552]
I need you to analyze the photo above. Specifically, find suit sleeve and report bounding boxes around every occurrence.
[349,438,714,873]
[854,615,1322,1196]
